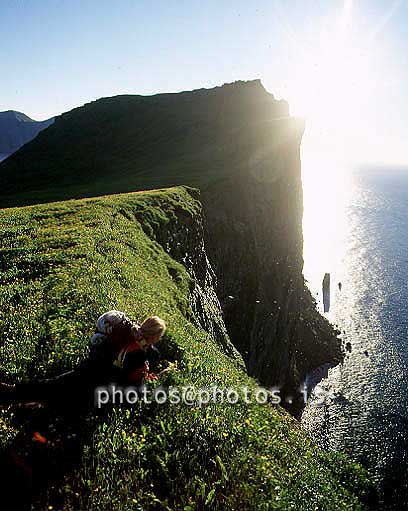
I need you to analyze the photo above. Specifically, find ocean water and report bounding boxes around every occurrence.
[301,163,408,509]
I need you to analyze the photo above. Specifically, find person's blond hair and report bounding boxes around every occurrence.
[138,316,166,340]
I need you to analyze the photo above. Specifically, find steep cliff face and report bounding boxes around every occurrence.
[129,186,243,365]
[202,117,342,410]
[0,81,342,412]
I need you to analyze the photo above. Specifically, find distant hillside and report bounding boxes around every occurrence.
[0,80,289,207]
[0,110,54,160]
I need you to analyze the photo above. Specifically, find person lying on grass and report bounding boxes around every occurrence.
[0,310,169,406]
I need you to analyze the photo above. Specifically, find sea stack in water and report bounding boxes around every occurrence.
[323,273,331,312]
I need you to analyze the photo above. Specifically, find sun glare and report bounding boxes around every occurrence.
[273,0,382,164]
[288,3,367,131]
[281,1,367,301]
[301,152,353,302]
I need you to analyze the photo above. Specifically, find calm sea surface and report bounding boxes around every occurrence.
[301,162,408,509]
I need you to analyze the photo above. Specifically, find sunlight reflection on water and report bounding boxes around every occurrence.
[301,147,408,508]
[302,152,352,297]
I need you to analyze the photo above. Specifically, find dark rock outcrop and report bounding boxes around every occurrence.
[131,186,243,365]
[202,117,342,413]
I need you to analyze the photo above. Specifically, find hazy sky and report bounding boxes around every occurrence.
[2,0,407,164]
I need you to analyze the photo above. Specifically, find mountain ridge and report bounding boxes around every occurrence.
[0,109,54,157]
[0,80,290,206]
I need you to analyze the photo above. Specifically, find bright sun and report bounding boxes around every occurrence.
[289,0,358,119]
[267,0,404,302]
[275,0,385,163]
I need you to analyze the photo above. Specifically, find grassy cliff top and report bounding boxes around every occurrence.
[0,80,302,208]
[0,187,373,509]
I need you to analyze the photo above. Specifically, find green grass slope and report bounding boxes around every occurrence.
[0,187,373,510]
[0,80,298,208]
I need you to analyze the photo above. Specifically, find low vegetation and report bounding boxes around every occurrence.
[0,187,374,510]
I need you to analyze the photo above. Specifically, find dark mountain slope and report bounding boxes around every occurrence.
[0,80,287,206]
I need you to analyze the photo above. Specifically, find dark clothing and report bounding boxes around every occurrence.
[0,314,162,509]
[2,341,160,407]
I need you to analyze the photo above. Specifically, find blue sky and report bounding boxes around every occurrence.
[2,0,407,164]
